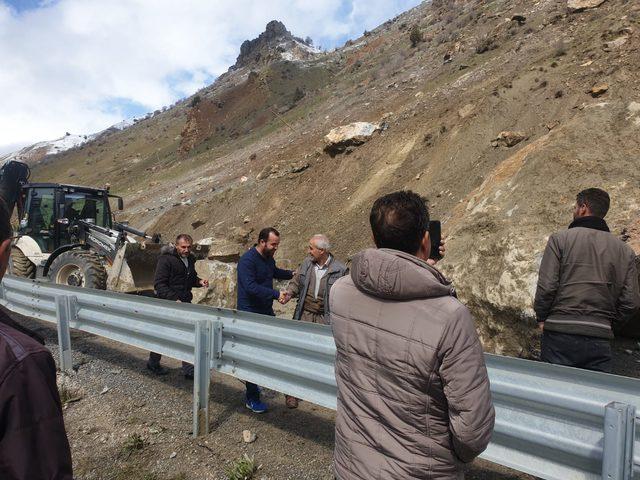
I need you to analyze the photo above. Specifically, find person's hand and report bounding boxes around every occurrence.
[538,322,544,332]
[176,299,182,303]
[200,279,209,288]
[427,238,446,266]
[278,291,291,304]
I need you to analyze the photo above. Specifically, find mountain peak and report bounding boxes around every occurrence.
[232,20,317,70]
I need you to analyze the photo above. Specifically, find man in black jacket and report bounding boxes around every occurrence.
[147,234,209,378]
[0,200,73,480]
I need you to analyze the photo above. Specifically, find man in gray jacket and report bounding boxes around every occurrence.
[281,234,347,408]
[330,191,494,480]
[534,188,639,372]
[284,234,348,325]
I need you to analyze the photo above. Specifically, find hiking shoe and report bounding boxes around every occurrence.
[146,362,169,375]
[285,395,299,409]
[245,397,268,414]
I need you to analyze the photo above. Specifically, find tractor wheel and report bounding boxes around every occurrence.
[48,250,107,290]
[9,246,36,278]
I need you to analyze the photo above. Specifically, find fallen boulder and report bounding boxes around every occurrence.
[567,0,606,12]
[590,83,609,97]
[324,122,380,156]
[491,131,528,148]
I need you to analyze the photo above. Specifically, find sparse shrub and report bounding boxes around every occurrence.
[476,35,497,54]
[292,86,305,103]
[189,95,201,108]
[553,41,567,57]
[121,433,145,455]
[409,24,423,47]
[225,454,257,480]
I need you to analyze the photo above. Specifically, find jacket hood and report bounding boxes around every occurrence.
[350,248,454,300]
[160,245,176,255]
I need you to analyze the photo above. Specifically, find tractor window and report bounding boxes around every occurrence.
[27,188,55,252]
[64,194,108,227]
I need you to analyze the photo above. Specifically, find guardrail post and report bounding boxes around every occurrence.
[55,295,76,373]
[193,320,212,437]
[211,320,223,370]
[602,402,636,480]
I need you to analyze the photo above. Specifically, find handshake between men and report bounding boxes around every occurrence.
[278,290,292,304]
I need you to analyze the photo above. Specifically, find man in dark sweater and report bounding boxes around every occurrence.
[147,234,209,378]
[237,227,293,412]
[534,188,640,372]
[0,201,73,479]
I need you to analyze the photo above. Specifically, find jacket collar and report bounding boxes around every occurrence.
[568,216,609,232]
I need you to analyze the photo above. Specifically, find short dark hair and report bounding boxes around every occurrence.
[0,199,10,243]
[258,227,280,243]
[369,190,429,254]
[175,233,193,244]
[576,188,610,218]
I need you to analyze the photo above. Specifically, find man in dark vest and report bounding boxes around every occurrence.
[147,233,209,378]
[535,188,640,372]
[281,234,348,408]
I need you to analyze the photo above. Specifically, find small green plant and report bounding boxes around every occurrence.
[121,433,145,455]
[409,24,423,47]
[225,454,257,480]
[189,95,201,108]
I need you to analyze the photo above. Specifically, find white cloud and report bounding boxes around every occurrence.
[0,0,420,151]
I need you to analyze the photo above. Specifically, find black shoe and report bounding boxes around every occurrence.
[146,362,169,375]
[182,364,194,380]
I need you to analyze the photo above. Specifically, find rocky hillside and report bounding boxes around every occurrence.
[28,0,640,355]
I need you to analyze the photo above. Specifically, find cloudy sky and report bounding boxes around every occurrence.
[0,0,421,154]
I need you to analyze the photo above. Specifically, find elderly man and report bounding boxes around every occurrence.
[281,234,348,409]
[284,234,348,325]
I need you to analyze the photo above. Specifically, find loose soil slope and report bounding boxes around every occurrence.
[31,0,640,355]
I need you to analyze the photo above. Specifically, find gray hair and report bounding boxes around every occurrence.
[310,234,331,251]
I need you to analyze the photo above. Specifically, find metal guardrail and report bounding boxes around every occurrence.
[0,275,638,480]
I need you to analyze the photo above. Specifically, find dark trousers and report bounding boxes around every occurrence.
[541,331,612,373]
[246,382,260,400]
[148,351,193,374]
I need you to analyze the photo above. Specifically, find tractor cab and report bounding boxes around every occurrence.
[17,183,121,254]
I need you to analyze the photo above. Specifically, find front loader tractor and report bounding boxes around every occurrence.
[0,160,171,293]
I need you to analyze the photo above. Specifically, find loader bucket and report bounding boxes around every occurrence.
[105,241,210,294]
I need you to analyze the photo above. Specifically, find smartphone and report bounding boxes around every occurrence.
[428,220,442,261]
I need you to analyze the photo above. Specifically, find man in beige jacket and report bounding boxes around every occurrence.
[330,190,494,480]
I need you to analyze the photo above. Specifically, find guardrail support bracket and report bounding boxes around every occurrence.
[601,401,636,480]
[55,295,76,373]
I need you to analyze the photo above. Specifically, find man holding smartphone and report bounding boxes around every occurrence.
[330,190,494,480]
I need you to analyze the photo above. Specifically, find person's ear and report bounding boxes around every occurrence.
[416,231,431,261]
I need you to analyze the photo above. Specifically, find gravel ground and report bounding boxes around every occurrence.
[13,311,640,480]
